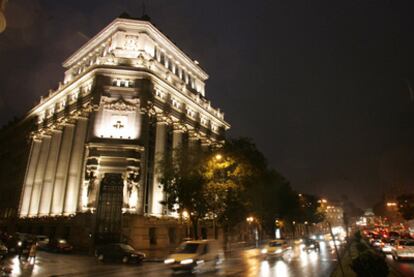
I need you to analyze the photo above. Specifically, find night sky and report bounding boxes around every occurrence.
[1,0,414,208]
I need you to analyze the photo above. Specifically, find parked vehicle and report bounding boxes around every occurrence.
[391,240,414,261]
[164,240,224,273]
[36,235,50,250]
[261,239,292,258]
[95,243,145,264]
[46,239,73,253]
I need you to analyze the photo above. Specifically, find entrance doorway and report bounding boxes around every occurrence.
[95,173,124,244]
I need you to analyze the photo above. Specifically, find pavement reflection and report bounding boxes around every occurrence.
[0,241,339,277]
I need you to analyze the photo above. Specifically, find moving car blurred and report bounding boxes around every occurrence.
[164,240,224,273]
[46,238,73,253]
[95,243,145,264]
[261,239,292,258]
[391,240,414,261]
[302,238,320,252]
[380,239,395,254]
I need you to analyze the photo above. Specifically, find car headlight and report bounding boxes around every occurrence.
[310,245,315,248]
[164,258,175,264]
[261,248,268,254]
[180,258,194,265]
[17,241,22,247]
[275,249,282,254]
[131,254,138,257]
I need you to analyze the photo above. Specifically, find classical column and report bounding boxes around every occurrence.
[188,131,200,150]
[38,129,62,215]
[19,138,42,216]
[63,117,88,215]
[28,134,52,216]
[51,123,75,215]
[150,118,167,215]
[172,125,183,149]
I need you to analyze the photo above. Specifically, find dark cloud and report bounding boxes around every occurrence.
[1,0,414,208]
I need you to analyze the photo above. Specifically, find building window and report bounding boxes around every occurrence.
[149,227,157,246]
[168,227,176,245]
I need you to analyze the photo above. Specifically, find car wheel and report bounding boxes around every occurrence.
[122,256,129,264]
[98,254,104,262]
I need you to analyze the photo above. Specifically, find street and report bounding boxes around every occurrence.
[1,242,339,277]
[385,254,414,277]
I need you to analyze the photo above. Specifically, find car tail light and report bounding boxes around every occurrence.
[397,246,404,250]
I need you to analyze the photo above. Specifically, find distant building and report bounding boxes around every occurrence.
[12,14,230,251]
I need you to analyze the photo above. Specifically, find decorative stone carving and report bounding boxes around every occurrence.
[102,96,139,112]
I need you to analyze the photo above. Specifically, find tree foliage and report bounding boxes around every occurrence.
[158,136,325,239]
[397,193,414,220]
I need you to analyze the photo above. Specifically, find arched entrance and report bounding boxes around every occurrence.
[95,173,124,244]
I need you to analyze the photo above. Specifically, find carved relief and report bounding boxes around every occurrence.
[102,96,139,112]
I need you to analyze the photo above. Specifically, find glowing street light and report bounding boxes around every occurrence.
[215,154,222,161]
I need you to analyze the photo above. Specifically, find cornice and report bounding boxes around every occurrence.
[62,18,208,80]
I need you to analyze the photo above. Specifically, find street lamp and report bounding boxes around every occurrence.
[246,216,259,247]
[215,154,222,161]
[182,210,190,238]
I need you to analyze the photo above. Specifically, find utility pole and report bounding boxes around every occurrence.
[328,221,345,277]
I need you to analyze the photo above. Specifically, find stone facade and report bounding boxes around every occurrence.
[16,15,230,252]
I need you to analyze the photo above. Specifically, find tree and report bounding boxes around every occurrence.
[203,138,268,244]
[397,193,414,220]
[298,194,325,225]
[158,145,209,239]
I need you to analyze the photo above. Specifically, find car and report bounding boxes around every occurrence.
[164,240,224,273]
[261,239,292,258]
[371,239,383,249]
[391,240,414,261]
[0,241,8,260]
[302,238,320,252]
[95,243,145,264]
[36,235,50,250]
[380,239,395,254]
[46,238,73,253]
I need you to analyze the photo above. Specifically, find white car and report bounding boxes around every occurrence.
[261,240,292,258]
[164,240,224,273]
[391,240,414,261]
[380,239,395,254]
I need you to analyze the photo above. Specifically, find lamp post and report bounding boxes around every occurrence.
[182,209,190,239]
[246,216,259,247]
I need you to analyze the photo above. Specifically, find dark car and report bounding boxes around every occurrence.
[46,238,73,253]
[95,243,145,264]
[302,239,320,252]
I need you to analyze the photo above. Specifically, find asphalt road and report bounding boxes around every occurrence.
[1,242,339,277]
[384,254,414,277]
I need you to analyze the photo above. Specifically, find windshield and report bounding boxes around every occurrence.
[269,242,283,247]
[176,243,200,254]
[119,244,135,251]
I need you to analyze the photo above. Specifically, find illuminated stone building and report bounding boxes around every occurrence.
[17,14,230,250]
